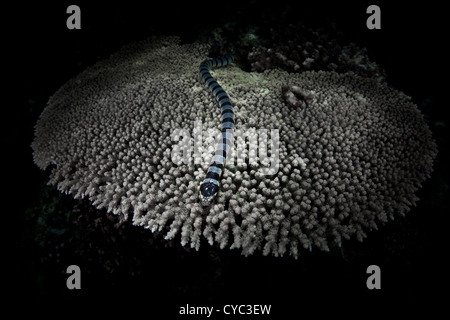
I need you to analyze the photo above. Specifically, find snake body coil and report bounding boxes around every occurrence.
[198,54,235,206]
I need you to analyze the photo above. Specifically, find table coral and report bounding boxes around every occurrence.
[32,37,437,258]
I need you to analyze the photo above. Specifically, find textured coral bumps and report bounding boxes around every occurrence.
[32,37,437,258]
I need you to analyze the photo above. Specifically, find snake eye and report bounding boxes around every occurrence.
[200,182,219,198]
[199,181,219,206]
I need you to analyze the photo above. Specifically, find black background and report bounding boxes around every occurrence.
[5,1,449,317]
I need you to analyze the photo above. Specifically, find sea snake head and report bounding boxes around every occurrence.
[199,181,219,207]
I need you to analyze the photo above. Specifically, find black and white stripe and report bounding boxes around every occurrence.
[199,54,235,206]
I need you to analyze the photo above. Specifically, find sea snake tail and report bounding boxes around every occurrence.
[198,54,235,207]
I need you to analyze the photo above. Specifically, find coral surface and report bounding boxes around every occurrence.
[248,24,386,81]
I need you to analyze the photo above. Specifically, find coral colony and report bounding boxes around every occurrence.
[32,37,436,258]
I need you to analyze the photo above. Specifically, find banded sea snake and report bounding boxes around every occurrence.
[198,54,235,206]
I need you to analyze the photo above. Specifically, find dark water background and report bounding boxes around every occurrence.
[5,1,448,317]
